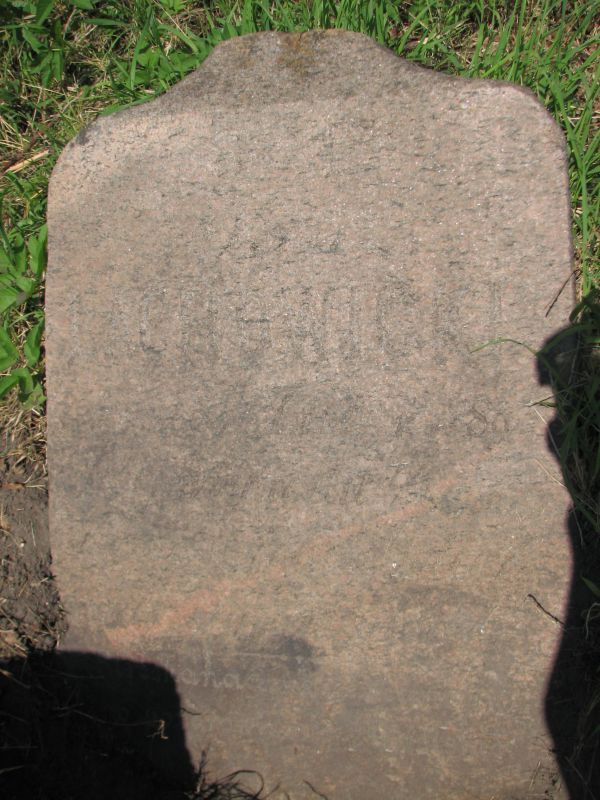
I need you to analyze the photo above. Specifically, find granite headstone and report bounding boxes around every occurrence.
[47,31,574,799]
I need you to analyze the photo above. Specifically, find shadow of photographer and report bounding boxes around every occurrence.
[539,291,600,799]
[0,650,264,800]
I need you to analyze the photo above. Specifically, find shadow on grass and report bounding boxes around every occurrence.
[0,651,265,800]
[540,291,600,799]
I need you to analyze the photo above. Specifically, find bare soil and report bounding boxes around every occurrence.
[0,404,63,661]
[0,476,63,661]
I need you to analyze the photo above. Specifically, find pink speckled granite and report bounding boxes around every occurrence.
[47,31,574,800]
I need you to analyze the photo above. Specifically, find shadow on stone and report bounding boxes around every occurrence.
[0,650,265,799]
[539,296,600,798]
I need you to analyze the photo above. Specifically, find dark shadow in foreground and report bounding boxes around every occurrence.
[0,650,264,800]
[540,294,600,799]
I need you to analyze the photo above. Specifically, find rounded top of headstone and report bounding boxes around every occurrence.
[58,30,565,171]
[162,29,449,106]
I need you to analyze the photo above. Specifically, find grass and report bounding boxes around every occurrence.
[0,2,597,401]
[0,0,599,795]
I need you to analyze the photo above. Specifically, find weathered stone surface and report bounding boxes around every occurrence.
[47,31,574,799]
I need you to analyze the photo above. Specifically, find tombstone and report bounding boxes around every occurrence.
[47,30,574,800]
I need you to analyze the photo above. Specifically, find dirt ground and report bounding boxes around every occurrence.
[0,402,63,662]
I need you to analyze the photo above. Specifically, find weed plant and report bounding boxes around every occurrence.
[0,0,599,795]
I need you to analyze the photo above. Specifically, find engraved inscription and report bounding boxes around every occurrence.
[140,277,501,366]
[157,645,244,690]
[77,277,503,379]
[149,636,320,696]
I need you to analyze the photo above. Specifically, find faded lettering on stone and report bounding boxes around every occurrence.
[89,278,505,369]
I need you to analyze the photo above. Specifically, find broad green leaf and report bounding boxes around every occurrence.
[0,249,12,272]
[12,235,26,275]
[129,19,150,90]
[0,373,20,399]
[52,48,64,81]
[22,379,45,409]
[24,320,43,367]
[0,287,21,314]
[31,51,54,83]
[68,0,95,9]
[14,275,36,297]
[21,27,44,53]
[159,0,187,12]
[27,225,47,278]
[8,367,34,397]
[85,17,123,27]
[0,328,19,372]
[35,0,56,24]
